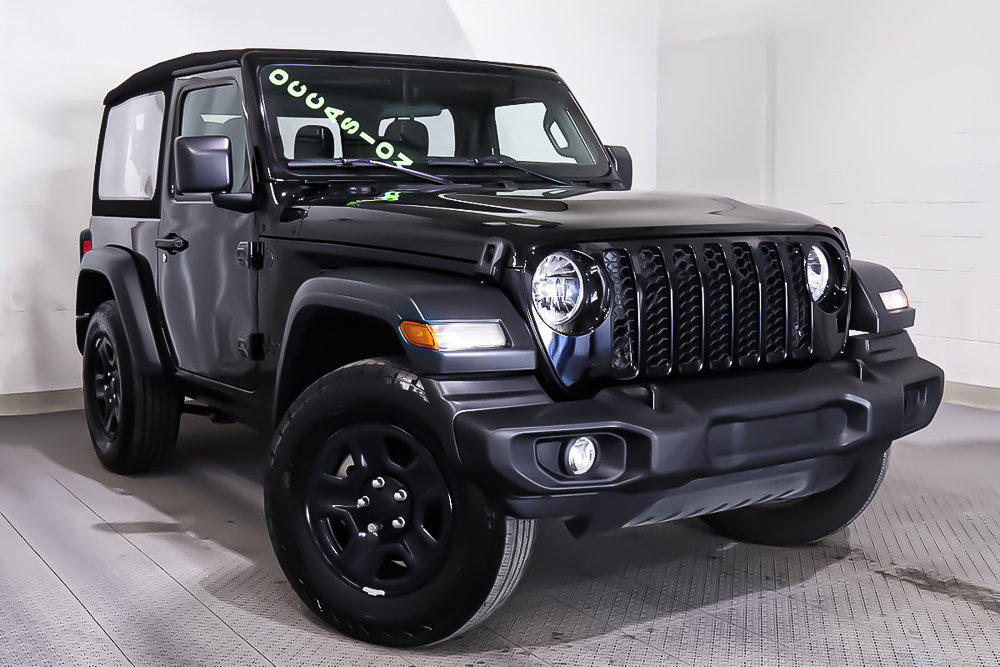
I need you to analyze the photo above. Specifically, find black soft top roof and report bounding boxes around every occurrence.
[103,49,558,106]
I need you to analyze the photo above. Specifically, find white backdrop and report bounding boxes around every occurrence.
[0,0,995,398]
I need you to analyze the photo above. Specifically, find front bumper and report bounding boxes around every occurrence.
[428,331,943,535]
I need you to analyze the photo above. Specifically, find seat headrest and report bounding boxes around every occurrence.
[382,119,429,158]
[294,125,335,159]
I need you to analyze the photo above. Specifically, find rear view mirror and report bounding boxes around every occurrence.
[606,145,632,190]
[174,135,232,194]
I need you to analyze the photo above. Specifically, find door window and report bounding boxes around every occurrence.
[178,84,250,192]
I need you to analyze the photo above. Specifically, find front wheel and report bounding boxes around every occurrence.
[265,359,535,647]
[700,446,891,546]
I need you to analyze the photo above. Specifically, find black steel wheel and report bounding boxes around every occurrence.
[304,422,454,597]
[82,300,181,473]
[701,445,891,546]
[266,359,535,647]
[90,332,122,442]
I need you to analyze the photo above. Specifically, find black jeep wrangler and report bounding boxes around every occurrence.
[76,49,943,647]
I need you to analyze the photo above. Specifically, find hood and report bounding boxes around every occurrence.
[287,187,835,265]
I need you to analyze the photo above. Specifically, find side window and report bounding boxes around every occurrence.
[494,101,575,164]
[179,84,250,192]
[98,92,165,200]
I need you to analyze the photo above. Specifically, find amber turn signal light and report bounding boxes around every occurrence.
[400,321,438,349]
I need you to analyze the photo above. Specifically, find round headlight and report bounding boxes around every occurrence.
[532,252,583,328]
[531,251,607,335]
[531,251,604,335]
[805,244,832,302]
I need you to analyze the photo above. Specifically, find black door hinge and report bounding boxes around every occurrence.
[237,333,266,360]
[236,241,264,270]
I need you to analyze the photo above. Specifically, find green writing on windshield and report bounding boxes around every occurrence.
[268,68,413,168]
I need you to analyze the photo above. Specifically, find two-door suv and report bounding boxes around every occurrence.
[77,49,943,646]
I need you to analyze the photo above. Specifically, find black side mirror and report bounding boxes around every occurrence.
[174,135,232,194]
[606,145,632,190]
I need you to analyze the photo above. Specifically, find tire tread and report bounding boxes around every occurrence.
[265,357,535,647]
[84,300,180,474]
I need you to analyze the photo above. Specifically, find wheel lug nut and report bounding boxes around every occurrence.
[367,522,381,535]
[391,517,406,530]
[371,477,385,489]
[393,489,408,502]
[356,496,369,508]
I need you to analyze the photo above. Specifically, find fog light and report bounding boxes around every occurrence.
[564,436,597,476]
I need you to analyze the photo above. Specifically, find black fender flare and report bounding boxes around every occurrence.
[274,266,537,424]
[849,260,916,334]
[76,246,167,376]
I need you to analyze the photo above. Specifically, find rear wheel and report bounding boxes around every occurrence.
[265,359,535,647]
[82,300,181,473]
[700,446,891,546]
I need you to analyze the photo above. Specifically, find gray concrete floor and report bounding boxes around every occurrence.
[0,403,998,666]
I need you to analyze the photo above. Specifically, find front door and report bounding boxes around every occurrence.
[157,73,259,389]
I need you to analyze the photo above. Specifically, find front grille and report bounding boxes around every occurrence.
[604,240,816,379]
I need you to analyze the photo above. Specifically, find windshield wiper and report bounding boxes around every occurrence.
[286,157,451,185]
[426,156,573,186]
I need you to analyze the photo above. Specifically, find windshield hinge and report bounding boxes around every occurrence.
[236,241,264,270]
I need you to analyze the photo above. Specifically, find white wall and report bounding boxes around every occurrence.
[657,0,1000,388]
[6,0,995,396]
[657,30,770,203]
[0,0,658,397]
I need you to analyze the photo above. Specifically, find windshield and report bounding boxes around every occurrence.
[257,63,610,183]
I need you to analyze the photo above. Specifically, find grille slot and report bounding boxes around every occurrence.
[758,242,788,363]
[730,243,761,367]
[702,244,733,370]
[785,243,813,359]
[602,239,817,380]
[635,247,672,376]
[603,249,639,378]
[671,246,704,374]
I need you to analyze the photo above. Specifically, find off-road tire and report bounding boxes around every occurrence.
[82,300,181,473]
[701,446,891,546]
[265,358,535,647]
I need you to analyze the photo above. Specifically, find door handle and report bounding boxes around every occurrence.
[155,234,189,255]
